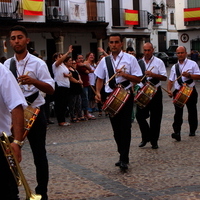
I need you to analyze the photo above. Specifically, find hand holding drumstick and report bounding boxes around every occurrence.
[104,65,125,85]
[18,71,30,85]
[167,70,189,98]
[141,66,154,82]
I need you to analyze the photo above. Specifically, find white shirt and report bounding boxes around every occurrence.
[52,62,70,88]
[0,63,27,137]
[138,56,167,88]
[88,64,96,86]
[169,58,200,90]
[94,51,143,93]
[4,52,55,108]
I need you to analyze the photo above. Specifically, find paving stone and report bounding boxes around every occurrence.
[17,67,200,200]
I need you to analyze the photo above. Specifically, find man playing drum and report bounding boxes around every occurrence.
[136,42,167,149]
[94,33,142,170]
[167,46,200,142]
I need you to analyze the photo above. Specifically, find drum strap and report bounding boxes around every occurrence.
[105,56,116,89]
[9,58,18,79]
[175,64,193,86]
[138,59,146,83]
[25,91,39,105]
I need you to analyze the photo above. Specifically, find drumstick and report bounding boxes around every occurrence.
[89,83,97,95]
[89,82,103,104]
[105,65,125,85]
[18,71,30,85]
[174,69,189,82]
[161,86,170,94]
[140,66,154,82]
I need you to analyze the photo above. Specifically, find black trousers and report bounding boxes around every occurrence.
[54,86,70,123]
[136,87,163,144]
[109,92,133,164]
[173,87,198,134]
[27,106,49,196]
[0,140,19,200]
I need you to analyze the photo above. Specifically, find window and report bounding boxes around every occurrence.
[188,0,200,8]
[112,0,120,26]
[170,12,174,24]
[87,0,97,21]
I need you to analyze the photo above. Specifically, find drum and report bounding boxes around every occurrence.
[102,85,130,117]
[134,82,157,108]
[173,83,193,108]
[23,106,40,139]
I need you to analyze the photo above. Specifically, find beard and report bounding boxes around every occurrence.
[13,46,26,54]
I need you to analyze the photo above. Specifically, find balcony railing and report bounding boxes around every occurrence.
[46,0,105,23]
[138,10,149,28]
[0,0,23,20]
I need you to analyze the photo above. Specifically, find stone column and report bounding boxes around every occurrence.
[55,35,64,53]
[97,38,103,57]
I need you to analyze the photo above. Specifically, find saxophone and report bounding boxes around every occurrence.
[0,132,41,200]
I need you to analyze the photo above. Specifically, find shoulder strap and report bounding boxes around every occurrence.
[138,59,146,83]
[175,63,193,86]
[9,58,17,80]
[105,56,116,89]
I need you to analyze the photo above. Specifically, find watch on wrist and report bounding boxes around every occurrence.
[13,139,24,148]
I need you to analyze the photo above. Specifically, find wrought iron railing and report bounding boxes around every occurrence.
[0,0,23,20]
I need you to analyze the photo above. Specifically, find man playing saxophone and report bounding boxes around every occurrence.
[0,63,27,200]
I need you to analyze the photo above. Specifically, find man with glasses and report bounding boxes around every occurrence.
[136,42,167,149]
[167,46,200,141]
[95,33,142,170]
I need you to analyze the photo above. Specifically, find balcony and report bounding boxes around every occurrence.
[0,0,23,20]
[46,0,105,23]
[137,10,149,29]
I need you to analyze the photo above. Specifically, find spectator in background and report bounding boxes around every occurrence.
[52,45,73,126]
[64,57,84,123]
[126,47,136,57]
[76,54,96,120]
[190,49,199,64]
[85,52,97,113]
[0,56,6,64]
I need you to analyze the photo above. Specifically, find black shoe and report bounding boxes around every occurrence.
[189,133,195,136]
[115,161,121,167]
[120,161,128,170]
[41,194,48,200]
[138,140,148,147]
[47,120,54,125]
[150,141,159,149]
[152,145,159,149]
[171,133,181,141]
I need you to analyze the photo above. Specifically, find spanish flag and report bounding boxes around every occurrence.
[124,9,139,25]
[23,0,43,16]
[184,7,200,22]
[156,16,162,24]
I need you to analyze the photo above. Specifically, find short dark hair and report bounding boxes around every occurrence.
[63,56,72,63]
[10,25,28,37]
[126,47,134,52]
[109,33,123,42]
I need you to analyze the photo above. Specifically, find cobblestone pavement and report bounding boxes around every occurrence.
[19,68,200,200]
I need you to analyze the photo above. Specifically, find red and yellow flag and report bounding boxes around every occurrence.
[23,0,43,16]
[156,16,162,24]
[184,7,200,22]
[124,9,138,25]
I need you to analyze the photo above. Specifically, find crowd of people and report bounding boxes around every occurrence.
[1,25,200,200]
